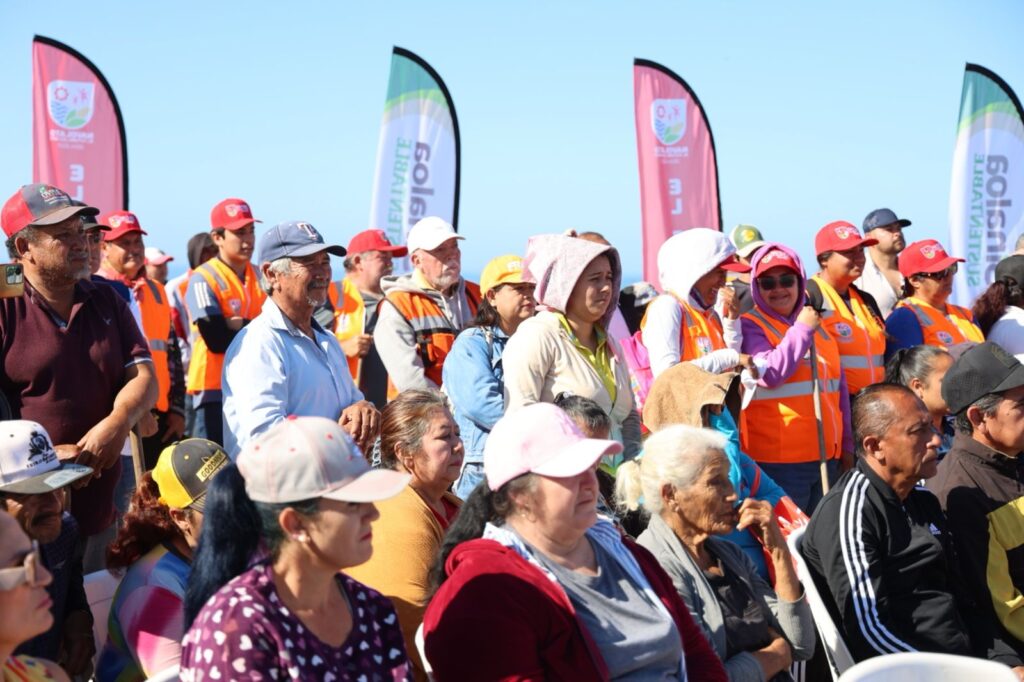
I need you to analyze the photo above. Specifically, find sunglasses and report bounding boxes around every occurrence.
[914,264,958,280]
[756,274,799,291]
[0,540,41,591]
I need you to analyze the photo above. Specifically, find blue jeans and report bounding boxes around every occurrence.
[757,459,839,515]
[454,462,485,500]
[192,401,224,446]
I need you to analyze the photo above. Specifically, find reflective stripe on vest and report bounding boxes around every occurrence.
[897,298,985,349]
[840,354,884,370]
[138,277,172,412]
[812,276,886,393]
[753,378,844,401]
[384,282,480,400]
[739,307,844,465]
[186,260,266,393]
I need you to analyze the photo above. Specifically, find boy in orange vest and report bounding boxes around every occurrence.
[184,199,266,445]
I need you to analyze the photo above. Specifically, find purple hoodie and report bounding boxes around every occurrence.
[740,243,853,453]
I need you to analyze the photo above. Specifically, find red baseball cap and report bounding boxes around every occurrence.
[100,211,147,241]
[346,229,408,257]
[814,221,878,256]
[717,254,751,273]
[1,184,96,238]
[754,247,800,277]
[210,198,260,231]
[898,239,964,278]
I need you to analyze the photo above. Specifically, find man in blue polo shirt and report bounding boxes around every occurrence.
[222,221,380,456]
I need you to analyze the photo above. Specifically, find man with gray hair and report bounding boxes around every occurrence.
[221,221,379,456]
[929,341,1024,670]
[374,216,480,399]
[801,383,974,663]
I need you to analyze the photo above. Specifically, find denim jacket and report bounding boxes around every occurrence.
[443,325,508,463]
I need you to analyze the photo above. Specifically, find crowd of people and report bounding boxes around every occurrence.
[2,180,1024,680]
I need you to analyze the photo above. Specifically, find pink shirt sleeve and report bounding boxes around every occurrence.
[118,585,184,676]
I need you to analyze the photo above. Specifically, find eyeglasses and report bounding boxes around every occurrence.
[915,264,958,280]
[756,274,799,291]
[0,540,41,591]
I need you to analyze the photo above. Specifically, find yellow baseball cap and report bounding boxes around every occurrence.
[152,439,229,511]
[480,254,526,296]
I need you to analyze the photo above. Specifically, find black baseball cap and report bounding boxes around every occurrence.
[942,341,1024,414]
[863,208,911,232]
[71,200,105,231]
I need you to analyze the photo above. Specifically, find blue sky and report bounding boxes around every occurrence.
[2,1,1022,283]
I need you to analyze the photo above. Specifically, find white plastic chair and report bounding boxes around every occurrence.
[415,622,434,680]
[83,569,120,670]
[839,652,1017,681]
[145,665,180,681]
[788,526,855,680]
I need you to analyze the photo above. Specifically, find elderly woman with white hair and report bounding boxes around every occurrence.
[617,426,815,682]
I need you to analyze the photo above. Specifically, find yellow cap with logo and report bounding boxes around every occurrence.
[480,254,526,296]
[152,438,229,511]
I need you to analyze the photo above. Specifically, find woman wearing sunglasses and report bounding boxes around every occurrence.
[0,513,68,681]
[740,244,853,513]
[884,239,984,359]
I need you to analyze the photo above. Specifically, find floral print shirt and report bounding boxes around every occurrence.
[181,561,411,681]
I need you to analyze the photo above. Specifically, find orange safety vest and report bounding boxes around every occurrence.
[383,282,481,400]
[186,259,266,393]
[811,277,886,394]
[137,278,172,413]
[740,308,844,465]
[640,293,726,361]
[328,278,364,381]
[895,297,984,348]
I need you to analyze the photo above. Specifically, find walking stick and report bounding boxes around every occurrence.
[809,341,830,496]
[129,425,145,487]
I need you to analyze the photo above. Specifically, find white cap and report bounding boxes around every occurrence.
[484,403,623,491]
[144,247,174,265]
[0,420,92,494]
[406,216,465,253]
[237,416,409,504]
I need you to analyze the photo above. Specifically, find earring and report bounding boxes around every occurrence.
[293,533,309,543]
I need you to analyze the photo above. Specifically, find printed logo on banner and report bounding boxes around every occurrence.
[651,99,686,146]
[47,80,95,130]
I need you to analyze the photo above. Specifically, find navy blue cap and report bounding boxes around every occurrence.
[258,221,346,263]
[863,208,911,232]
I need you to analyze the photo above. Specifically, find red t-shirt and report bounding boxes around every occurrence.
[0,279,151,534]
[428,496,460,530]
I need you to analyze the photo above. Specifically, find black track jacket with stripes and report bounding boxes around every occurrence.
[801,458,973,662]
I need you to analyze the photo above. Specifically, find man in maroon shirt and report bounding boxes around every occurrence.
[0,183,158,569]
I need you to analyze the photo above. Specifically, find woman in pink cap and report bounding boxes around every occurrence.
[422,403,726,681]
[739,243,853,513]
[179,417,412,682]
[884,238,984,358]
